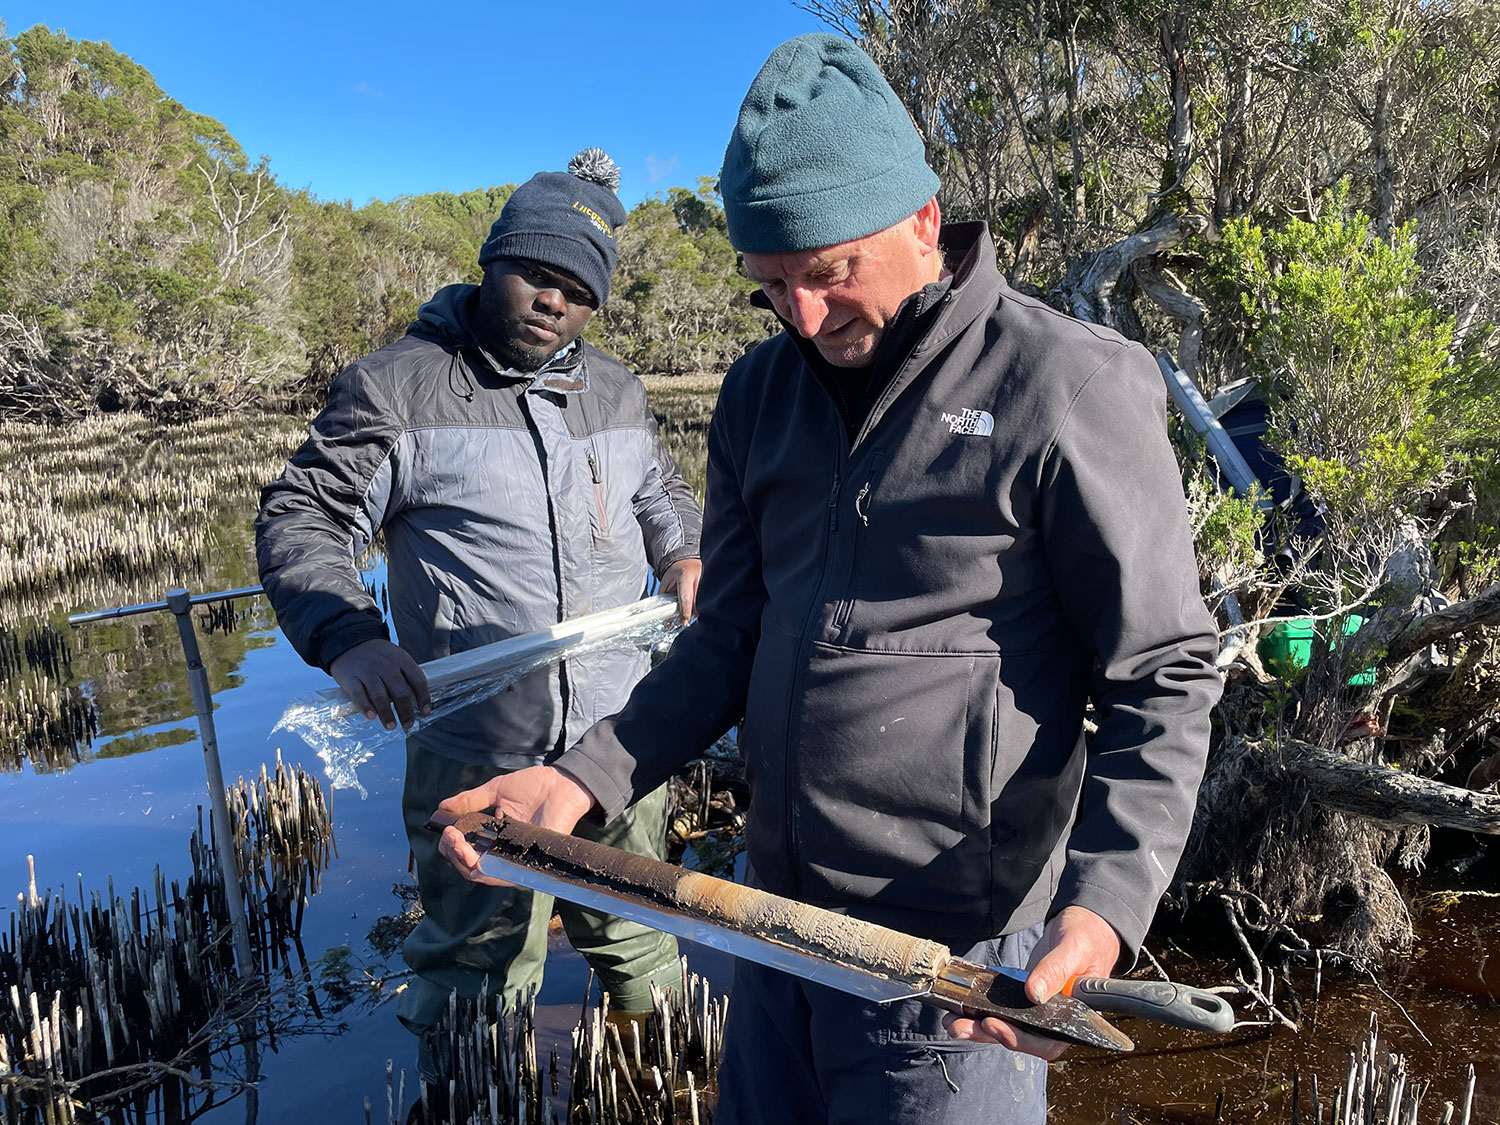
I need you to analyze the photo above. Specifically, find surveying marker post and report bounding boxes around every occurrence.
[165,588,256,975]
[68,585,262,977]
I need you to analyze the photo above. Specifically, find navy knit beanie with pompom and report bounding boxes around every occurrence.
[479,148,627,304]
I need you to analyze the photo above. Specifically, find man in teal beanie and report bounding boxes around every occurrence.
[437,34,1221,1123]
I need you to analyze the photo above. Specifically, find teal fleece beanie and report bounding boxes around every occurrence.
[720,33,940,254]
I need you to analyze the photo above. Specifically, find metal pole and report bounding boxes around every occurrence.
[67,583,264,978]
[164,588,256,975]
[67,585,263,626]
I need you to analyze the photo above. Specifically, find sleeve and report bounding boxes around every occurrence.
[558,379,765,821]
[1039,343,1224,958]
[254,363,402,672]
[629,399,703,575]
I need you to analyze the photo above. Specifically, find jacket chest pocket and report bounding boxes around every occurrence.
[585,443,612,537]
[831,450,888,631]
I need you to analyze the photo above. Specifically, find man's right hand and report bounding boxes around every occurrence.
[436,765,597,886]
[329,638,432,731]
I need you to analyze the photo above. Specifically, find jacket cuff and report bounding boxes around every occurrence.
[314,613,391,673]
[553,739,634,825]
[1050,874,1153,972]
[655,547,700,576]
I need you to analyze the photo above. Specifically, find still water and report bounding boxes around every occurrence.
[0,401,1494,1123]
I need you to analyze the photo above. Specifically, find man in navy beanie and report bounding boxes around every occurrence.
[257,150,703,1109]
[438,37,1222,1123]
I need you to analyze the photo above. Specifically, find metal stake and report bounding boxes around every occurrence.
[68,585,261,976]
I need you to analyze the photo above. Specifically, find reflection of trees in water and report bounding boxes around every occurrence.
[0,415,304,614]
[0,414,303,772]
[645,375,718,505]
[0,619,96,770]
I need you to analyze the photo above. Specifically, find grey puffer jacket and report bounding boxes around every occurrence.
[559,224,1221,954]
[257,285,702,768]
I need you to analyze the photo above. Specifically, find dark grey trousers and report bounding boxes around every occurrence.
[713,927,1047,1125]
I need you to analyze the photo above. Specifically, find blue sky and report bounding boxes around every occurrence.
[4,1,831,207]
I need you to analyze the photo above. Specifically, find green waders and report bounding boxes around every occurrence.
[398,741,680,1080]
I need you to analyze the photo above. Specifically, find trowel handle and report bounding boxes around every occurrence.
[1066,977,1235,1034]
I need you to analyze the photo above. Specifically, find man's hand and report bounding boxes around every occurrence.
[942,906,1122,1061]
[329,638,432,731]
[660,558,702,624]
[436,765,598,886]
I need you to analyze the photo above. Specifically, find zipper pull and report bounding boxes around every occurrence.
[855,481,871,526]
[828,474,841,531]
[587,447,611,534]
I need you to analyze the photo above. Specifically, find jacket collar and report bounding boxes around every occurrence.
[754,221,1002,445]
[408,283,592,396]
[468,310,591,397]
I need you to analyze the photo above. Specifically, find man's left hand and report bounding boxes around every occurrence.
[660,558,702,623]
[942,906,1121,1061]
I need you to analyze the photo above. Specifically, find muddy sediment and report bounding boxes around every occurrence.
[463,814,949,985]
[673,870,949,983]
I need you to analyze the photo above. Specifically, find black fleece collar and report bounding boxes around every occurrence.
[753,221,989,442]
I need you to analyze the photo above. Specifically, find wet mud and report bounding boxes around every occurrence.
[449,812,950,985]
[1049,892,1498,1123]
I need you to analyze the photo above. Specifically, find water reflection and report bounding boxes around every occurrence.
[0,414,306,775]
[0,759,336,1124]
[1050,891,1498,1122]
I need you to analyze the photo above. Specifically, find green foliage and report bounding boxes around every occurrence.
[589,180,772,375]
[0,23,761,414]
[0,26,300,413]
[1222,187,1460,538]
[1195,478,1265,575]
[365,183,515,278]
[286,183,519,392]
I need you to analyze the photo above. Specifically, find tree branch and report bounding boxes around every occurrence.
[1135,263,1207,380]
[1066,211,1210,326]
[1286,740,1500,834]
[1385,582,1500,665]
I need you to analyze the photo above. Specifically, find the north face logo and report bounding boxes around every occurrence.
[940,408,994,436]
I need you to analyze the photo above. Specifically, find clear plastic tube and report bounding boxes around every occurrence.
[272,597,682,795]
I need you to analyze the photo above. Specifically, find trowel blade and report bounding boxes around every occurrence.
[929,958,1135,1052]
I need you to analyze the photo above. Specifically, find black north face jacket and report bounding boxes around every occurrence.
[559,224,1221,954]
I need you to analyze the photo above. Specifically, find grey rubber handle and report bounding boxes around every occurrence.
[1069,977,1235,1034]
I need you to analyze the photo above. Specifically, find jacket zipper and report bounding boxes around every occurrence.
[849,294,952,451]
[777,288,963,893]
[517,392,571,749]
[587,447,610,535]
[826,329,930,631]
[832,453,884,631]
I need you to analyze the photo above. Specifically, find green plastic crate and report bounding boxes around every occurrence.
[1258,614,1375,686]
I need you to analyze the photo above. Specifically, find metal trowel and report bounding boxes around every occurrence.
[430,811,1233,1052]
